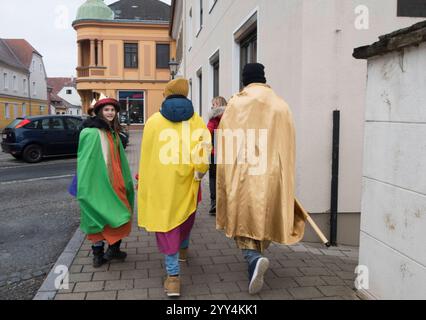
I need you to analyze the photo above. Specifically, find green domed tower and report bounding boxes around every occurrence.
[75,0,115,22]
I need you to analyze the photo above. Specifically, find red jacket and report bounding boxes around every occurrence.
[207,107,225,156]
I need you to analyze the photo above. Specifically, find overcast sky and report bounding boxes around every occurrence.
[0,0,171,77]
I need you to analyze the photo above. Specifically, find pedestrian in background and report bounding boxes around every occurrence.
[77,95,134,268]
[207,96,227,215]
[137,78,211,297]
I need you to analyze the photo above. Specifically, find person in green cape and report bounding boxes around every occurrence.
[77,94,134,268]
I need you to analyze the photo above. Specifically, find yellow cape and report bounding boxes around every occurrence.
[138,112,211,232]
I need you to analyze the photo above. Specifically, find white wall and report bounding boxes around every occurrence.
[181,0,423,220]
[58,86,82,107]
[360,44,426,300]
[29,53,48,101]
[0,63,29,99]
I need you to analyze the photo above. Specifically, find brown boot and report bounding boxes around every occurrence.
[179,248,188,262]
[164,276,180,297]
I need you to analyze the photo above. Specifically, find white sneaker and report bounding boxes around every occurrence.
[248,257,270,295]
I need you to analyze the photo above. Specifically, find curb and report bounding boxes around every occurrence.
[33,228,86,300]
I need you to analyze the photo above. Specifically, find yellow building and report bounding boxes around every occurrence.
[73,0,176,128]
[0,39,49,129]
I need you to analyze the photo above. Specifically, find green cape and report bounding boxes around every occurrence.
[77,128,134,234]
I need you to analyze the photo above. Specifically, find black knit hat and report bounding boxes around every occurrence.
[242,63,267,86]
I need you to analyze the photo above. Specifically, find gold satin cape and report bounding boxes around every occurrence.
[216,83,305,245]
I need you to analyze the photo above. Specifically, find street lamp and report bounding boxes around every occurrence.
[168,58,179,80]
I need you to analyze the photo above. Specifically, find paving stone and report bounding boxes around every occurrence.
[226,292,261,300]
[211,255,239,264]
[69,265,83,273]
[121,269,148,280]
[191,274,222,284]
[202,264,230,274]
[228,262,247,272]
[148,287,167,299]
[288,287,324,300]
[320,276,346,286]
[117,289,148,300]
[104,279,134,291]
[181,266,204,276]
[108,262,136,271]
[134,277,163,289]
[299,267,333,276]
[73,257,93,265]
[197,249,222,257]
[187,257,213,266]
[76,250,90,258]
[69,273,93,283]
[92,271,121,281]
[208,282,241,294]
[317,286,356,297]
[259,289,293,300]
[148,252,164,261]
[195,294,228,300]
[335,271,356,280]
[74,281,104,293]
[82,264,109,273]
[294,276,327,287]
[58,283,76,294]
[218,271,249,282]
[86,291,117,300]
[182,284,211,295]
[272,267,304,277]
[55,293,86,300]
[265,277,298,289]
[280,259,309,268]
[136,260,162,270]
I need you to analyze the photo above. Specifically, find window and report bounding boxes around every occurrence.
[188,8,193,50]
[66,89,72,94]
[210,51,220,98]
[397,0,426,17]
[4,73,8,89]
[156,44,170,69]
[64,117,82,131]
[239,30,257,89]
[41,118,50,130]
[39,105,45,114]
[22,103,26,117]
[23,79,27,93]
[118,91,145,124]
[5,103,10,119]
[209,0,217,13]
[124,43,138,68]
[33,82,36,95]
[12,75,16,91]
[197,69,203,116]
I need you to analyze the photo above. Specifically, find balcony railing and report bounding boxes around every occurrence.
[77,66,107,78]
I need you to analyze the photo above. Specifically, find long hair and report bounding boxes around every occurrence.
[212,96,227,107]
[97,106,122,133]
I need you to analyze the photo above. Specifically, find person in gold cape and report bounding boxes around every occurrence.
[216,63,305,295]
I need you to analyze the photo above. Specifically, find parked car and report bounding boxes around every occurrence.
[1,116,84,163]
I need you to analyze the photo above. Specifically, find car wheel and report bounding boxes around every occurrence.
[23,144,43,163]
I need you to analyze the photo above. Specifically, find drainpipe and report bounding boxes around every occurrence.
[27,73,32,116]
[330,110,340,246]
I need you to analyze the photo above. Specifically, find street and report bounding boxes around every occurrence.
[0,153,80,300]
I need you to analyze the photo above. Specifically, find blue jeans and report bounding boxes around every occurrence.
[164,237,190,276]
[242,249,262,266]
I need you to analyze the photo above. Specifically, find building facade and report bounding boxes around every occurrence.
[354,21,426,300]
[73,0,176,128]
[47,77,82,116]
[0,39,48,129]
[171,0,426,245]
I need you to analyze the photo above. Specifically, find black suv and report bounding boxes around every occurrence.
[1,116,83,163]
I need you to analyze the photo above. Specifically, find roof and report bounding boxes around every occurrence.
[1,39,42,69]
[75,0,115,21]
[353,20,426,59]
[0,39,27,72]
[109,0,170,22]
[47,77,76,103]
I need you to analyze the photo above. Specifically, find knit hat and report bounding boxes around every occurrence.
[93,93,120,115]
[242,63,267,87]
[163,78,189,98]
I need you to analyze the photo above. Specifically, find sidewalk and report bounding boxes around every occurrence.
[36,131,364,300]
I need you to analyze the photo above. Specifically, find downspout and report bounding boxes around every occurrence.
[330,110,340,246]
[27,73,32,116]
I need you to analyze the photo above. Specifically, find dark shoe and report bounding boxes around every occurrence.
[92,244,107,268]
[209,203,216,215]
[104,240,127,262]
[248,257,269,295]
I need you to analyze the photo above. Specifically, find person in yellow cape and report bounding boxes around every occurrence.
[137,78,211,297]
[216,63,305,295]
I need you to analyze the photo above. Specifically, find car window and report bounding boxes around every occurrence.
[41,119,50,130]
[51,118,65,130]
[65,118,82,130]
[24,120,39,129]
